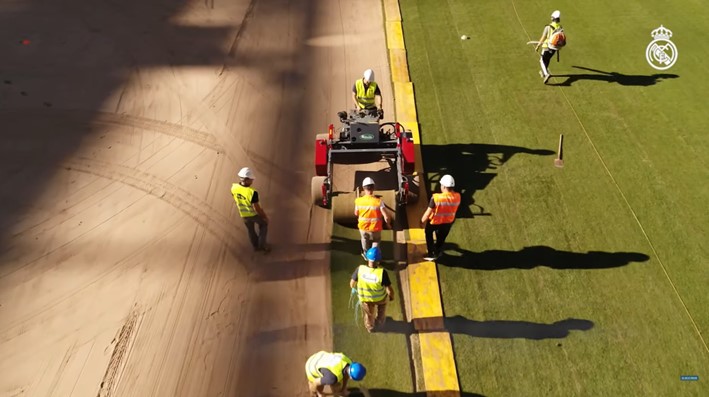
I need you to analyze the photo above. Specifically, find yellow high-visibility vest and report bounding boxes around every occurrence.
[356,266,386,303]
[305,351,352,383]
[543,22,563,49]
[231,183,257,218]
[354,79,378,109]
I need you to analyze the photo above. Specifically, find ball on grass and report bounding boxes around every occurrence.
[460,35,468,40]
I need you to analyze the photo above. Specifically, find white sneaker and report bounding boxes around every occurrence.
[544,74,551,84]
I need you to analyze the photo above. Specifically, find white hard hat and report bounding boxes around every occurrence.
[362,177,375,187]
[551,10,561,19]
[440,174,455,188]
[363,69,375,83]
[238,167,254,179]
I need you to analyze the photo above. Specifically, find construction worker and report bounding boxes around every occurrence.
[230,167,270,252]
[354,177,391,260]
[305,351,366,397]
[350,246,394,333]
[352,69,382,115]
[420,174,461,261]
[535,10,566,84]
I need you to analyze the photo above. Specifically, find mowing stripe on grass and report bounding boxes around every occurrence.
[510,0,709,355]
[383,0,461,394]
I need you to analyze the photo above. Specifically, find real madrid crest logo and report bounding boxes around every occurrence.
[646,25,678,70]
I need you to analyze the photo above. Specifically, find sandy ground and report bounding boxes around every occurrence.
[0,1,393,396]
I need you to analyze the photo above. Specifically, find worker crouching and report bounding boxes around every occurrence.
[305,351,366,397]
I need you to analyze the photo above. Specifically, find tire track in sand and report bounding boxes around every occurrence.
[96,309,142,397]
[62,157,250,260]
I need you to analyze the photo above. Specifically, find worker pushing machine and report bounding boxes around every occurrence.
[352,69,383,118]
[350,246,394,333]
[305,351,366,397]
[354,177,391,260]
[420,174,461,261]
[230,167,270,252]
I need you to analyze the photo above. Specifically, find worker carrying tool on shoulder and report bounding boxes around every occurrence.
[350,246,394,333]
[305,351,366,397]
[352,69,383,118]
[535,10,566,84]
[354,177,391,260]
[230,167,270,252]
[420,174,461,261]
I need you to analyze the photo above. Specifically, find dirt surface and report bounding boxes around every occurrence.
[0,1,393,396]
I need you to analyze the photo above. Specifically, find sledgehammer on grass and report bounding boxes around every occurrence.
[554,134,564,168]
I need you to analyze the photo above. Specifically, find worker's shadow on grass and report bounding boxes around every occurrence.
[437,244,649,270]
[379,316,593,340]
[422,144,555,218]
[348,388,486,397]
[549,66,679,87]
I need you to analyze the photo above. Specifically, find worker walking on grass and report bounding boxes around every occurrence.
[352,69,383,116]
[420,174,461,261]
[230,167,270,253]
[354,177,391,260]
[305,351,366,397]
[350,246,394,333]
[535,10,566,84]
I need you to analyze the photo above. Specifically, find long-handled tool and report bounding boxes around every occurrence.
[554,134,564,168]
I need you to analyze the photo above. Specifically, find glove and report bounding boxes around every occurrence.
[377,108,384,119]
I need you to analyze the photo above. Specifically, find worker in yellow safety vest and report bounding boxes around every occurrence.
[420,174,461,261]
[535,10,566,84]
[230,167,270,252]
[352,69,382,112]
[350,246,394,333]
[354,177,391,260]
[305,351,366,397]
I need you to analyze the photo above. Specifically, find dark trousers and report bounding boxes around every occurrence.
[425,222,452,256]
[540,49,556,76]
[243,214,268,250]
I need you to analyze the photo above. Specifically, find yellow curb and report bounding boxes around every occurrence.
[393,82,418,126]
[383,0,402,22]
[383,1,461,395]
[407,262,444,320]
[419,332,461,392]
[389,49,411,83]
[386,21,406,49]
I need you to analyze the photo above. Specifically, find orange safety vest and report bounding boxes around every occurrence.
[355,195,384,231]
[429,192,461,225]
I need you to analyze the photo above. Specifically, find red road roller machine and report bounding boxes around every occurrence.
[312,108,418,224]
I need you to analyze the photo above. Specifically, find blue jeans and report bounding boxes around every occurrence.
[243,215,268,250]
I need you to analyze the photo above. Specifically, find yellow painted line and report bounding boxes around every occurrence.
[383,0,402,22]
[407,262,444,319]
[386,21,406,49]
[419,332,461,392]
[389,49,410,83]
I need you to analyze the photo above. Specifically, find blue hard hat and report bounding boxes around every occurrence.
[365,247,382,261]
[348,362,366,381]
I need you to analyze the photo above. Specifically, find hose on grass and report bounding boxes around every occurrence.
[349,288,361,327]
